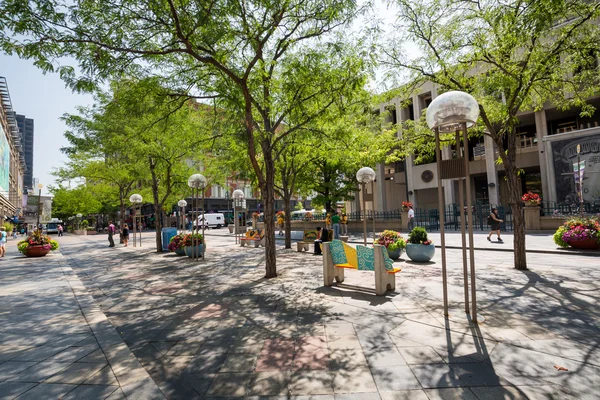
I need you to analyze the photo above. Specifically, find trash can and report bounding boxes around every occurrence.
[161,227,178,251]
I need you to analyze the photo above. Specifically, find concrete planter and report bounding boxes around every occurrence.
[74,230,87,235]
[228,225,234,234]
[406,243,435,262]
[386,247,403,260]
[567,238,599,250]
[24,245,51,257]
[185,244,206,258]
[175,248,186,256]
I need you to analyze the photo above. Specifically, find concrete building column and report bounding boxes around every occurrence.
[534,110,551,202]
[375,163,387,212]
[484,133,500,206]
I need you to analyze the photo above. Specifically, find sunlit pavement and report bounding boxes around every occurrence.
[1,230,598,399]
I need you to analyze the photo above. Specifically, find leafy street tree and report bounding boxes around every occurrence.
[0,0,373,278]
[49,184,103,223]
[385,0,600,270]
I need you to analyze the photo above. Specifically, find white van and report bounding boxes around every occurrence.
[194,213,226,229]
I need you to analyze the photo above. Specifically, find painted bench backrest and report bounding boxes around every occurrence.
[329,240,395,272]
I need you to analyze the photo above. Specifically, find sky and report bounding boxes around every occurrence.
[0,54,94,195]
[0,1,400,197]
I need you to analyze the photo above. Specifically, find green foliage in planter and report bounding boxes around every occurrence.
[50,240,60,251]
[552,225,568,248]
[81,219,89,229]
[408,227,429,244]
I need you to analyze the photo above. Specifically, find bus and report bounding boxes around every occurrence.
[44,218,63,234]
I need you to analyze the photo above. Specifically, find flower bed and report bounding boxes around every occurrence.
[553,217,599,250]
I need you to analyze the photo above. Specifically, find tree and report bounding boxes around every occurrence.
[0,0,373,278]
[49,185,103,222]
[385,0,600,270]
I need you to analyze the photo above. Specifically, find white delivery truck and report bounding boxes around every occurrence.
[194,213,226,229]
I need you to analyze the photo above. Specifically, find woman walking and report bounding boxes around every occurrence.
[487,207,503,242]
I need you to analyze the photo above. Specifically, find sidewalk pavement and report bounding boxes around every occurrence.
[49,232,600,399]
[0,242,164,399]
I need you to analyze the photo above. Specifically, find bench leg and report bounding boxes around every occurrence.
[296,243,303,252]
[240,241,246,247]
[374,246,388,296]
[254,241,260,248]
[334,267,345,283]
[322,243,335,287]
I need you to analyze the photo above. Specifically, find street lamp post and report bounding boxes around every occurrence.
[36,184,43,231]
[232,189,245,244]
[129,194,143,247]
[356,167,376,246]
[188,174,207,259]
[425,90,480,323]
[178,200,187,234]
[76,213,82,232]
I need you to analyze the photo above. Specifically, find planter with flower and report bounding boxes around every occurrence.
[375,230,406,260]
[303,211,313,221]
[183,233,205,258]
[168,234,186,256]
[405,227,435,262]
[401,201,413,212]
[553,217,599,250]
[522,192,541,207]
[18,230,60,257]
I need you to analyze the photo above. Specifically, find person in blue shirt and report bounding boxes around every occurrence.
[0,227,7,257]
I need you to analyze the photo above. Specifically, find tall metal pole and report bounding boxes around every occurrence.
[463,123,477,323]
[435,128,449,317]
[201,187,205,244]
[36,187,42,231]
[138,204,142,247]
[578,145,584,217]
[372,181,376,244]
[132,206,137,248]
[456,130,470,314]
[362,182,367,246]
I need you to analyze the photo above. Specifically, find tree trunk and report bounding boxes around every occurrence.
[284,195,292,249]
[119,198,125,244]
[149,158,163,252]
[263,148,277,278]
[505,162,527,270]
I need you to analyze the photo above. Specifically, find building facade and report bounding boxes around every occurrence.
[0,77,26,219]
[15,114,34,191]
[348,83,600,214]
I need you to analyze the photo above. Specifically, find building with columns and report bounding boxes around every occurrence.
[348,82,600,214]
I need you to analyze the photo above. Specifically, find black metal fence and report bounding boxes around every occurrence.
[540,201,600,217]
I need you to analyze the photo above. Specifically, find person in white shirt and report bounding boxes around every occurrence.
[408,206,415,231]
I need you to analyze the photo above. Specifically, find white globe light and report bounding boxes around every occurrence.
[188,173,207,188]
[425,91,480,132]
[129,194,143,204]
[76,213,82,218]
[232,189,245,199]
[356,167,376,183]
[178,199,187,207]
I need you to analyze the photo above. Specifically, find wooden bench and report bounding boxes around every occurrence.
[322,240,401,296]
[240,229,265,248]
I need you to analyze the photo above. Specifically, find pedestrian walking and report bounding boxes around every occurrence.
[487,207,503,242]
[57,224,63,237]
[407,205,415,231]
[0,227,6,257]
[122,224,129,247]
[277,213,284,236]
[332,212,340,239]
[108,221,116,247]
[12,228,17,239]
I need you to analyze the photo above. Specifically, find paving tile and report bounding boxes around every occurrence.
[325,323,356,337]
[10,361,72,383]
[105,387,127,400]
[185,350,229,374]
[82,365,120,386]
[221,353,258,372]
[48,345,98,363]
[409,364,465,389]
[62,384,119,399]
[291,370,334,395]
[248,371,291,396]
[0,382,37,399]
[183,373,215,397]
[0,362,37,381]
[45,362,106,384]
[364,347,406,368]
[370,366,421,391]
[256,345,294,372]
[469,384,579,400]
[331,367,377,394]
[120,376,165,400]
[11,346,66,362]
[448,363,508,386]
[77,348,108,364]
[327,336,362,351]
[334,393,382,400]
[294,347,330,371]
[398,346,445,364]
[14,383,77,399]
[423,388,478,400]
[328,349,369,370]
[205,372,252,397]
[379,390,429,400]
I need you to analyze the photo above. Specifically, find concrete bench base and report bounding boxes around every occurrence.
[339,236,349,243]
[296,242,310,252]
[241,238,264,248]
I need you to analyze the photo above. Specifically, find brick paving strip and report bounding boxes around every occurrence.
[0,246,164,400]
